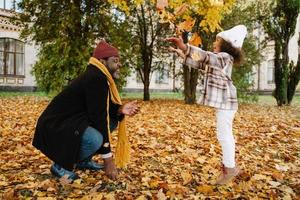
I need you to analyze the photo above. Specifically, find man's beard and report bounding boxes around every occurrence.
[112,69,120,79]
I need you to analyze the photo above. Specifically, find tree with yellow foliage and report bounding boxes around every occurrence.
[110,0,235,102]
[156,0,236,103]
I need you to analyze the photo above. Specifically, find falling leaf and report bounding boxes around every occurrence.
[177,18,195,32]
[156,0,168,10]
[189,33,202,46]
[210,0,224,6]
[158,10,175,24]
[174,3,189,16]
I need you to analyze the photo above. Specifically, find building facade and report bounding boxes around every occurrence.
[0,1,38,91]
[0,2,299,93]
[252,14,300,93]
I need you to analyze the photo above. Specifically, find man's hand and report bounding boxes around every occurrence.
[119,101,139,117]
[165,37,187,52]
[104,157,118,180]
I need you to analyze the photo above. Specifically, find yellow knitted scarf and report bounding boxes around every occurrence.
[89,57,130,168]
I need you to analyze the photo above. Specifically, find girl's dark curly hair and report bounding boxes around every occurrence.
[219,38,244,65]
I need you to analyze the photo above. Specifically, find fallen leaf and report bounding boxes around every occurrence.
[135,195,147,200]
[181,171,193,185]
[2,188,17,200]
[196,185,214,194]
[269,181,281,187]
[157,189,167,200]
[275,164,289,172]
[59,175,73,185]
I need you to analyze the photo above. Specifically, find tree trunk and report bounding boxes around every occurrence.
[183,64,199,104]
[273,41,288,106]
[172,54,177,92]
[182,32,198,104]
[143,66,150,101]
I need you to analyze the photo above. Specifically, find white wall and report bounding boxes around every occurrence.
[0,30,38,87]
[289,14,300,64]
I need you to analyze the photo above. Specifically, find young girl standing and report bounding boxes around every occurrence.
[166,25,247,185]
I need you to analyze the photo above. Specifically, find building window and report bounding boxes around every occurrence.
[0,38,25,77]
[0,0,21,11]
[155,67,169,84]
[267,60,275,84]
[0,0,13,10]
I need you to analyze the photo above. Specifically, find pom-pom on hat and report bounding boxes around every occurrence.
[217,25,247,48]
[93,41,119,60]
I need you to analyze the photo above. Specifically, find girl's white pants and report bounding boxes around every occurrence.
[216,109,237,168]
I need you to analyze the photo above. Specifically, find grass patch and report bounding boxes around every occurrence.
[0,91,299,107]
[0,91,48,97]
[121,92,184,100]
[258,95,300,106]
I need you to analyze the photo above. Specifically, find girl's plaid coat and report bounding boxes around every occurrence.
[184,44,238,110]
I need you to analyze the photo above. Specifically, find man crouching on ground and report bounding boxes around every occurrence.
[33,41,139,181]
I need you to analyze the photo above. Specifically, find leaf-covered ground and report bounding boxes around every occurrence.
[0,97,299,200]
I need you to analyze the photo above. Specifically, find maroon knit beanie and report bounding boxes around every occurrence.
[93,41,119,60]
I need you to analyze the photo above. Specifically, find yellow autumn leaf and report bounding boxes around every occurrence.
[188,33,202,46]
[174,3,189,16]
[0,96,299,198]
[210,0,224,6]
[157,189,167,200]
[80,193,103,200]
[196,184,214,194]
[158,10,175,24]
[149,179,160,189]
[181,171,193,185]
[136,195,147,200]
[177,18,195,32]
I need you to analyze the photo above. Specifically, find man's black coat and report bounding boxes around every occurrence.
[33,64,123,170]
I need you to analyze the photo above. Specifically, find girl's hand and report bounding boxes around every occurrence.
[168,46,185,58]
[165,37,187,52]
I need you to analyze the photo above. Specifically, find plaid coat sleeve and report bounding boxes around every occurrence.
[184,44,232,70]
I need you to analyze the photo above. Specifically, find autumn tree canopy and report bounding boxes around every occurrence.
[109,0,236,102]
